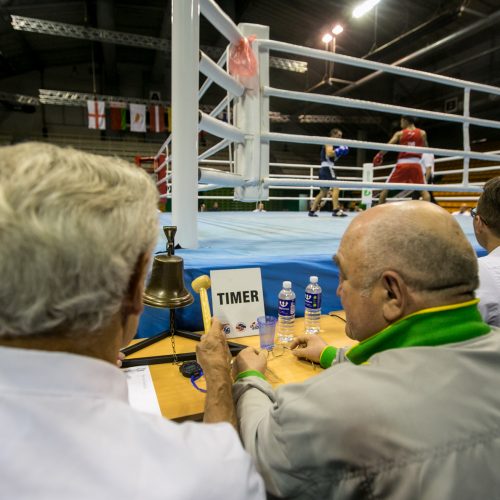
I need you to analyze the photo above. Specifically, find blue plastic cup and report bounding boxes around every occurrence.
[257,315,277,350]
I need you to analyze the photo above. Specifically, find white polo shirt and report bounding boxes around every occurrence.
[477,246,500,327]
[0,346,265,500]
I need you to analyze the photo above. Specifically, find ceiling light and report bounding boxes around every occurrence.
[332,24,344,36]
[352,0,380,19]
[322,33,333,44]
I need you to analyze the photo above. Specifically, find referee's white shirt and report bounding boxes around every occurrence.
[477,246,500,327]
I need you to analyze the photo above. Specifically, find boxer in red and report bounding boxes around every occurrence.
[373,116,431,204]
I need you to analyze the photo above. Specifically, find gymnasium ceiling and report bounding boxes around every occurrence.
[0,0,499,150]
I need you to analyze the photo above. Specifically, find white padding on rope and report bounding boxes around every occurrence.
[263,177,483,193]
[264,86,500,130]
[199,51,245,97]
[199,111,245,143]
[199,167,253,187]
[262,132,500,163]
[200,0,242,44]
[198,139,230,161]
[260,39,500,97]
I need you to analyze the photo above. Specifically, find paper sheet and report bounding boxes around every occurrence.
[124,366,162,416]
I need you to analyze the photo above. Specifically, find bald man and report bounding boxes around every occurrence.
[230,201,500,499]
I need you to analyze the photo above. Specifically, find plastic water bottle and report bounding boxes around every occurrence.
[277,281,296,343]
[304,276,322,334]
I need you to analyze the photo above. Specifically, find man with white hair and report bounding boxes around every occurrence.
[229,201,500,499]
[473,176,500,327]
[0,143,264,499]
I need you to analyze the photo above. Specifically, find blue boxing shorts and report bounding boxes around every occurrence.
[319,166,336,180]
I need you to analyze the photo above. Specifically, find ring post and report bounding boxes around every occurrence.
[171,0,199,248]
[234,23,270,202]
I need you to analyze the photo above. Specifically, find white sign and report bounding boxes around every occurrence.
[210,267,265,338]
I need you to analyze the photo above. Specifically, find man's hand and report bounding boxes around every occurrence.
[233,347,267,377]
[372,152,384,166]
[196,318,237,426]
[196,317,231,375]
[290,335,328,363]
[117,351,125,368]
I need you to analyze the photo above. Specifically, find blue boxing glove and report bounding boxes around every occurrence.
[334,145,349,159]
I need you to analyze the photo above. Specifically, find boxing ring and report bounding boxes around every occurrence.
[137,0,500,337]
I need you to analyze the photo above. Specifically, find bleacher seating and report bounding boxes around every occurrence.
[0,133,164,163]
[432,153,500,212]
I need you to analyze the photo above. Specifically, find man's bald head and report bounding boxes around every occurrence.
[341,201,478,297]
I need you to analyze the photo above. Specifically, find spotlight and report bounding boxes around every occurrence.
[332,24,344,36]
[322,33,333,44]
[352,0,380,19]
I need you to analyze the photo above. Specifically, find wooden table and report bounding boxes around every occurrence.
[125,313,356,421]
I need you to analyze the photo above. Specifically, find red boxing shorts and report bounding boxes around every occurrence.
[387,160,425,185]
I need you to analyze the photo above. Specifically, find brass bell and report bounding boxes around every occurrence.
[143,226,194,309]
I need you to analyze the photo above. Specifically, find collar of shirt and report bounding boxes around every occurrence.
[489,246,500,258]
[0,346,128,402]
[346,300,490,365]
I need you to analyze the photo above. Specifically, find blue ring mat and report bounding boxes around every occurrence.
[137,211,484,337]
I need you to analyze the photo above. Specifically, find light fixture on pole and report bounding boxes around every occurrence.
[332,24,344,36]
[330,24,344,81]
[322,33,333,80]
[306,27,346,92]
[322,33,333,44]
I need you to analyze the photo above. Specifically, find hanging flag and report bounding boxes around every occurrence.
[130,103,146,133]
[110,102,127,131]
[87,100,106,130]
[149,104,165,133]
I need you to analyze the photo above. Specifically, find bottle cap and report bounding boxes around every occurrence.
[310,276,318,284]
[283,280,292,289]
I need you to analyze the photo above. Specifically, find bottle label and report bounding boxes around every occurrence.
[305,293,322,309]
[278,299,295,316]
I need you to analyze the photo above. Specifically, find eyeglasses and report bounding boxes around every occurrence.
[471,207,489,225]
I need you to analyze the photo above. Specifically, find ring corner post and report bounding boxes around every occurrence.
[234,23,270,202]
[171,0,200,248]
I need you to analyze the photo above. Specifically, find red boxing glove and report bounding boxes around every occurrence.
[373,152,384,166]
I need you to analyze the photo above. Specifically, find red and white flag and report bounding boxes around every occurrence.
[87,100,106,130]
[130,103,146,133]
[149,104,165,133]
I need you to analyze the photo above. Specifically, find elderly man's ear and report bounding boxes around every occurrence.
[380,271,407,323]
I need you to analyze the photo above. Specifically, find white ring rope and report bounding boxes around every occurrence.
[199,51,245,97]
[259,39,500,97]
[261,132,500,163]
[264,86,500,131]
[262,177,483,193]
